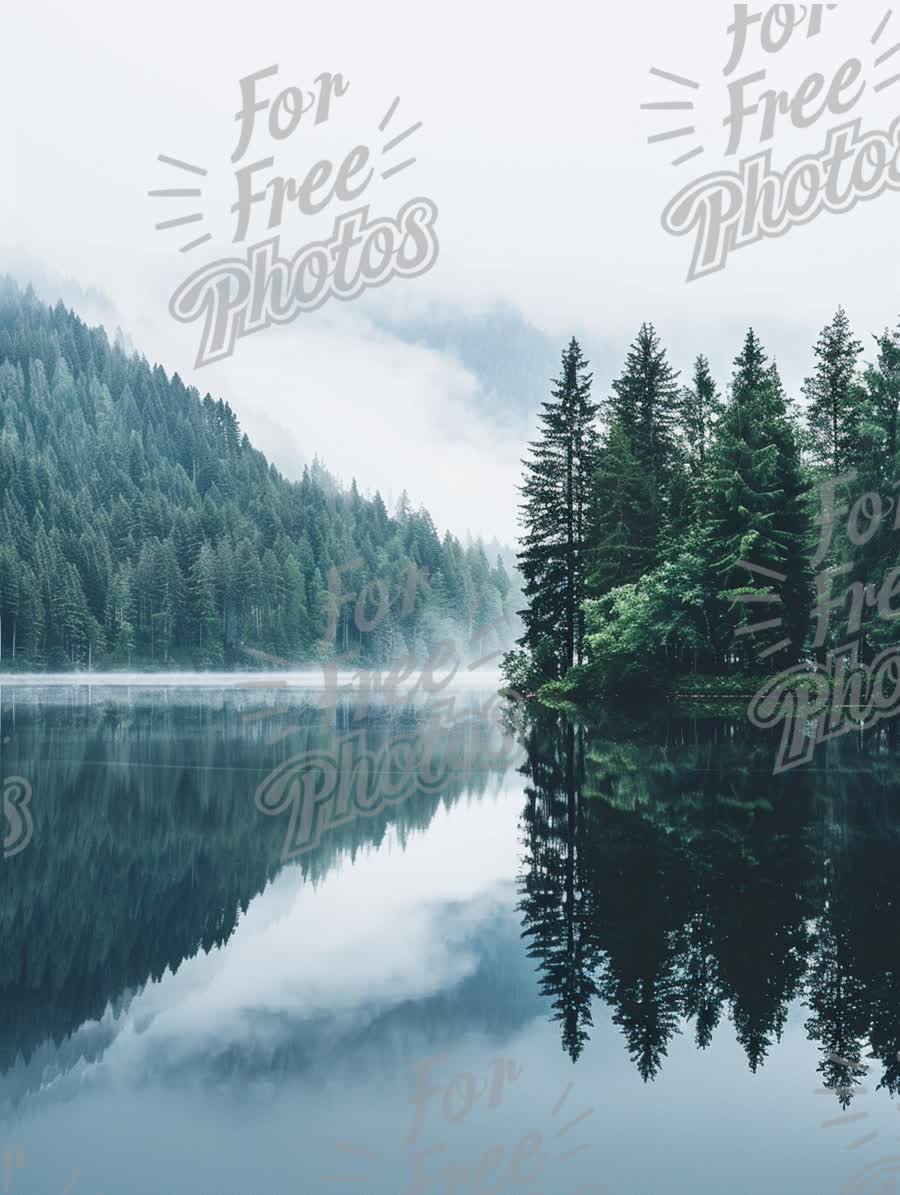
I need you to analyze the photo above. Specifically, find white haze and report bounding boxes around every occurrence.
[3,0,898,542]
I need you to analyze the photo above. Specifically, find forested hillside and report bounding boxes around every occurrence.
[0,282,516,670]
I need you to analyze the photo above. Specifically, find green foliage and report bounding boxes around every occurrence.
[606,322,681,490]
[680,354,722,478]
[597,323,683,569]
[803,307,865,475]
[516,311,900,701]
[0,281,518,670]
[514,338,599,679]
[586,420,657,593]
[500,644,555,695]
[705,334,812,669]
[583,544,715,693]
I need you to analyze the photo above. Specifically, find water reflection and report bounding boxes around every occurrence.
[518,708,900,1103]
[1,688,899,1193]
[0,685,519,1093]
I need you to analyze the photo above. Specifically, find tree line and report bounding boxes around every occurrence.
[0,281,517,670]
[505,311,900,696]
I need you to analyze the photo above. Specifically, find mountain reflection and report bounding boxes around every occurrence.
[0,686,517,1081]
[518,708,900,1104]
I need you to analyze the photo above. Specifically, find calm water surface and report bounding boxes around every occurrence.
[0,683,897,1195]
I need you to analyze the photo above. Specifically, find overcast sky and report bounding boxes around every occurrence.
[2,0,899,542]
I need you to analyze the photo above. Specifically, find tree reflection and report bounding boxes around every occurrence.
[518,707,900,1100]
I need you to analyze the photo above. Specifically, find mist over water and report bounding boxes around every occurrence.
[0,666,506,692]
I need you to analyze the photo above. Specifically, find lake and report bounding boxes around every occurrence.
[0,680,896,1195]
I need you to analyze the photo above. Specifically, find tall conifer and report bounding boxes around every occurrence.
[516,339,599,677]
[706,330,812,668]
[680,355,721,477]
[803,308,864,475]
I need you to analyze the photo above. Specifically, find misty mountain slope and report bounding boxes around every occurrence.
[0,281,517,670]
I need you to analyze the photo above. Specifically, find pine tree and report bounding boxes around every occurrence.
[706,330,812,669]
[0,545,20,663]
[608,323,681,483]
[803,307,864,475]
[514,339,599,681]
[603,323,682,566]
[861,328,900,476]
[680,355,721,477]
[833,329,900,659]
[586,421,657,596]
